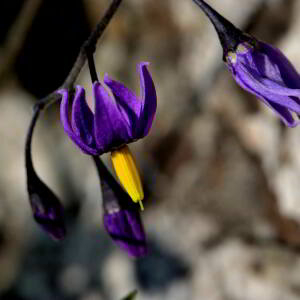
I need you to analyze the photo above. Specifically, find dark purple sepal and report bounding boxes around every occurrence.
[192,0,252,60]
[103,209,147,258]
[93,156,148,258]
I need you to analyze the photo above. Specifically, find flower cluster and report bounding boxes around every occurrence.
[26,59,156,258]
[25,0,300,263]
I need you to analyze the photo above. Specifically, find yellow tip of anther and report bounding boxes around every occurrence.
[111,145,144,207]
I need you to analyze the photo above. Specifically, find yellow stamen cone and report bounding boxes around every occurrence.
[111,145,144,210]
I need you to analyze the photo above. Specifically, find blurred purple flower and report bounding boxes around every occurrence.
[59,62,157,155]
[193,0,300,127]
[227,41,300,127]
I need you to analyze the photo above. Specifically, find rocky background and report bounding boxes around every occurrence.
[1,0,300,299]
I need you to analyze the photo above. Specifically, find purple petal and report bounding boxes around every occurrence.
[104,73,142,131]
[93,82,131,152]
[233,68,300,127]
[103,210,147,258]
[238,60,300,98]
[137,62,157,137]
[236,64,300,113]
[258,41,300,89]
[58,89,99,155]
[71,85,95,146]
[263,101,300,127]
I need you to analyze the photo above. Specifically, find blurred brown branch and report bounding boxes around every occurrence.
[36,0,123,110]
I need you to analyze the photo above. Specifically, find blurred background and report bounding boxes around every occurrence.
[1,0,300,299]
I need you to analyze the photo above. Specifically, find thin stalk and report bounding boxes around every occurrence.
[192,0,247,59]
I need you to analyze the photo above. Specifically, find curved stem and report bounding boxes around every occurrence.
[92,156,123,194]
[37,0,123,109]
[25,106,41,179]
[87,51,99,83]
[192,0,244,59]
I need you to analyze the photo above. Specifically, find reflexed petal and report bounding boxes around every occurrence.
[58,89,99,155]
[137,62,157,137]
[104,74,141,131]
[71,86,95,146]
[262,100,300,127]
[234,71,300,127]
[236,64,300,113]
[238,63,300,98]
[93,82,131,152]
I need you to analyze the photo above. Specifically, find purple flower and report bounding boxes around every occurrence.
[192,0,300,127]
[226,41,300,127]
[59,62,157,155]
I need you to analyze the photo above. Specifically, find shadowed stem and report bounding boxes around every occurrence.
[35,0,123,110]
[25,106,40,179]
[92,155,138,212]
[192,0,247,60]
[87,51,99,83]
[92,156,125,199]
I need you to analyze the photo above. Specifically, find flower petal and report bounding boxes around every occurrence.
[258,41,300,89]
[71,86,95,146]
[236,63,300,113]
[234,70,300,127]
[93,82,131,152]
[263,100,300,127]
[58,89,99,155]
[137,62,157,137]
[104,73,141,131]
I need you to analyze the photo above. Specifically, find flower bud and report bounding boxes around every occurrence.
[93,156,147,257]
[26,108,66,241]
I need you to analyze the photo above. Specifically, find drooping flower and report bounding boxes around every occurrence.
[26,108,66,241]
[28,179,66,241]
[192,0,300,127]
[93,156,148,258]
[59,62,157,208]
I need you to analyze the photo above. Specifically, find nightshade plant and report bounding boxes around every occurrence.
[25,0,148,258]
[192,0,300,127]
[59,53,157,210]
